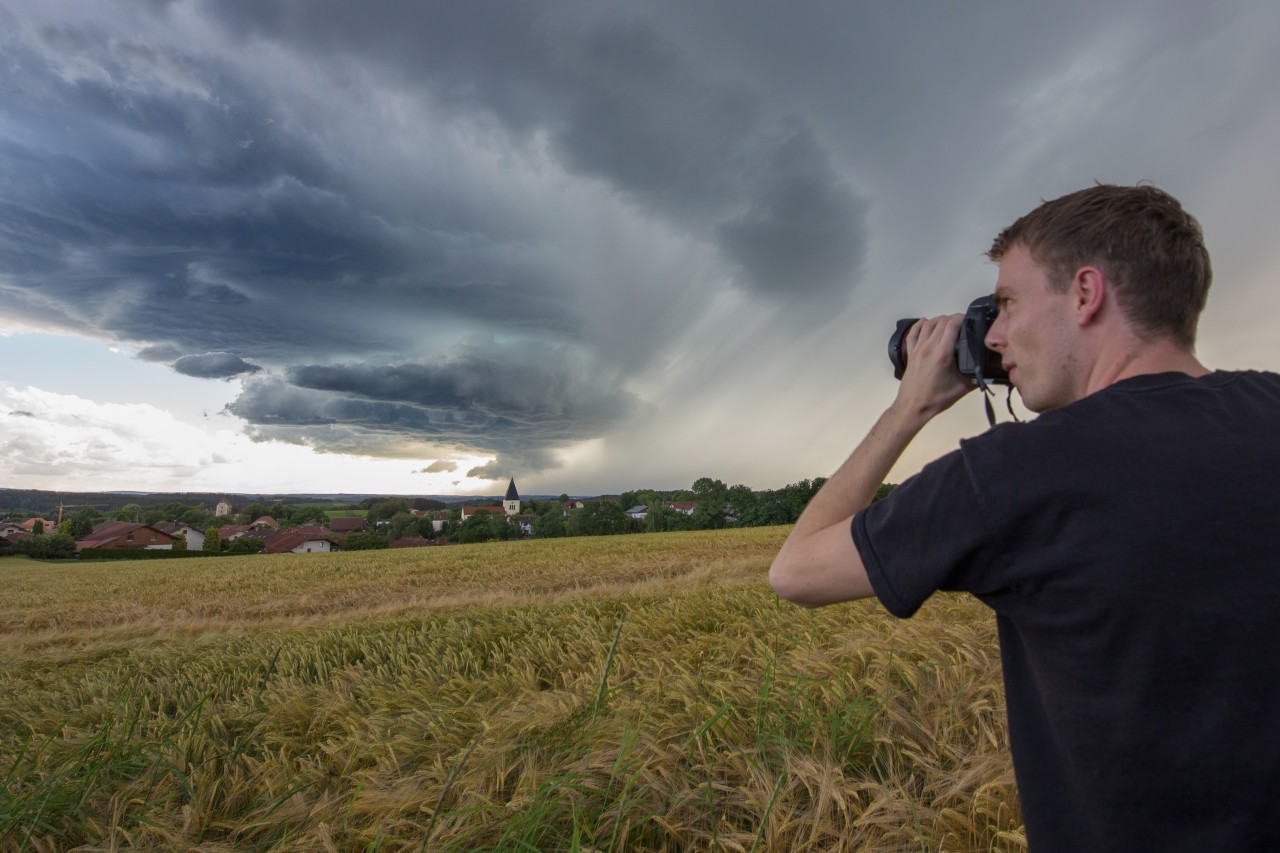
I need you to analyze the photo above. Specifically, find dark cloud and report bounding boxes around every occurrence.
[0,2,869,478]
[0,15,581,366]
[715,125,868,297]
[193,1,871,299]
[6,0,1279,493]
[173,352,262,379]
[421,460,457,474]
[224,341,639,476]
[9,411,35,418]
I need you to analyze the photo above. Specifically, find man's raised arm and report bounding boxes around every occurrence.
[769,315,972,608]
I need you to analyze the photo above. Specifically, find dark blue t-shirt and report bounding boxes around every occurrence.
[852,371,1280,852]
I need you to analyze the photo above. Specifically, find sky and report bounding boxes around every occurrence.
[2,0,1279,498]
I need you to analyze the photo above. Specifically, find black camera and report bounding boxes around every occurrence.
[887,295,1009,386]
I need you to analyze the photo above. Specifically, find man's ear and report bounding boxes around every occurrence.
[1072,266,1106,326]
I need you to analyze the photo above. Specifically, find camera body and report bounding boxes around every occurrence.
[888,295,1010,385]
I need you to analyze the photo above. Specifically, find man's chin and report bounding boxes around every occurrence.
[1009,382,1052,414]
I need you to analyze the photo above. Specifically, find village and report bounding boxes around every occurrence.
[0,476,769,559]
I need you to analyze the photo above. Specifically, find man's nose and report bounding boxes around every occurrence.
[985,315,1005,351]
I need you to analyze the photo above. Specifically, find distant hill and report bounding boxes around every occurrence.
[0,488,575,515]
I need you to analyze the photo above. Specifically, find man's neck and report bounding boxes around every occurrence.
[1083,336,1209,398]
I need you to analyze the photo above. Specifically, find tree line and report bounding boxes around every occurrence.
[3,479,898,556]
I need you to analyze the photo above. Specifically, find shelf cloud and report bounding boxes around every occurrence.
[2,0,1278,489]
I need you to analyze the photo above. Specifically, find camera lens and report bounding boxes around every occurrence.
[888,318,918,380]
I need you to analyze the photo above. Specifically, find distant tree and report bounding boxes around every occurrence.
[410,498,448,511]
[533,509,566,539]
[12,533,75,559]
[69,508,101,540]
[269,503,293,523]
[142,509,166,526]
[31,519,44,535]
[873,483,897,503]
[57,520,74,536]
[110,504,142,522]
[690,503,726,530]
[179,507,211,527]
[225,537,261,555]
[388,512,415,540]
[454,513,499,544]
[566,501,634,537]
[777,478,827,521]
[645,502,678,533]
[368,499,411,525]
[674,478,721,529]
[725,484,757,526]
[172,533,187,551]
[239,503,269,524]
[293,506,329,526]
[203,526,222,553]
[345,531,390,550]
[741,490,792,526]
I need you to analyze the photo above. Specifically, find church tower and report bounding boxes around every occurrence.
[503,478,521,516]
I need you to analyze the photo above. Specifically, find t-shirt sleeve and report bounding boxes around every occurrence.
[851,448,1001,618]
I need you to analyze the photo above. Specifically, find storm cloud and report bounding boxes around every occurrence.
[3,0,1279,490]
[173,352,262,379]
[225,340,638,476]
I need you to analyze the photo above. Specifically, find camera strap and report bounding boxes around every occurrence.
[975,368,1021,428]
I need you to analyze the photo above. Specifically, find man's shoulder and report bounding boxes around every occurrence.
[959,369,1280,469]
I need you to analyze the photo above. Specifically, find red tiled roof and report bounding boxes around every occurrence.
[328,516,367,532]
[461,505,506,518]
[259,530,338,553]
[75,523,174,550]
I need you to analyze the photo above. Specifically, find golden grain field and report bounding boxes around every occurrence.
[0,528,1022,852]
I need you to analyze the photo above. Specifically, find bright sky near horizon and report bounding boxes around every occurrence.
[2,1,1279,498]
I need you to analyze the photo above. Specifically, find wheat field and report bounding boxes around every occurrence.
[0,528,1022,852]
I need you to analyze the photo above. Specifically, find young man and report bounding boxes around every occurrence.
[770,184,1280,852]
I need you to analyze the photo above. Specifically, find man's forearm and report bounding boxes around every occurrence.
[789,400,931,539]
[770,314,971,607]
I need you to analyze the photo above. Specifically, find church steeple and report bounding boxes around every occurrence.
[503,478,521,515]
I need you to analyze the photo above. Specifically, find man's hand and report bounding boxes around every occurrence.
[893,314,974,422]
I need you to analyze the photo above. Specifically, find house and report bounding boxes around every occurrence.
[625,505,649,520]
[251,516,280,530]
[255,530,338,554]
[215,500,233,517]
[19,518,54,533]
[0,521,25,537]
[430,511,450,532]
[218,524,253,541]
[328,516,367,533]
[665,502,696,515]
[154,522,206,550]
[76,522,176,552]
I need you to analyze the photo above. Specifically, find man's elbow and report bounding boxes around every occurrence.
[769,553,821,608]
